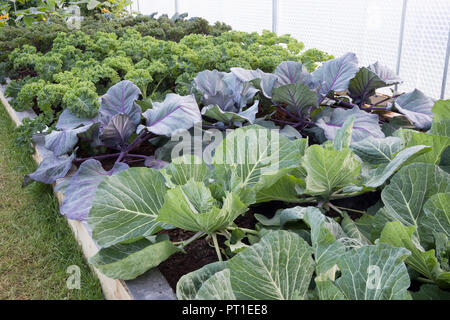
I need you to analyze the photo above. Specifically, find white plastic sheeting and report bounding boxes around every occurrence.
[130,0,450,99]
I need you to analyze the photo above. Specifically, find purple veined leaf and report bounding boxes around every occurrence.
[77,122,103,147]
[312,52,359,100]
[272,82,318,116]
[223,73,258,110]
[274,61,318,89]
[144,156,168,169]
[100,114,136,149]
[393,89,435,130]
[315,106,385,143]
[237,100,259,124]
[259,73,279,98]
[24,151,76,186]
[99,80,142,126]
[45,124,93,157]
[194,70,235,112]
[194,70,228,96]
[141,93,202,136]
[230,67,266,83]
[348,62,402,105]
[56,109,98,130]
[47,109,100,156]
[368,62,402,84]
[60,160,129,220]
[201,100,259,124]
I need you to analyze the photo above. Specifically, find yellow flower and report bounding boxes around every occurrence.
[0,13,9,20]
[101,8,110,14]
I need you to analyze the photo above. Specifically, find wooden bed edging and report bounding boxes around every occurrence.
[0,88,176,300]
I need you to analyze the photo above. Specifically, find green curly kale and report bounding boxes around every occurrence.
[14,79,46,112]
[9,44,41,71]
[124,69,152,98]
[37,83,68,116]
[35,54,63,81]
[14,114,52,154]
[62,83,100,118]
[5,23,331,122]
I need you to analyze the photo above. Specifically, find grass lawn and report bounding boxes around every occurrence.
[0,102,103,300]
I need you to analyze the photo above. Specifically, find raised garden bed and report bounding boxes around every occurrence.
[2,49,449,299]
[1,4,449,297]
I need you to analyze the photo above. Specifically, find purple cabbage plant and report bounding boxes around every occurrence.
[25,80,202,220]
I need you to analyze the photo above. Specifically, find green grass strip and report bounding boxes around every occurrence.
[0,103,103,300]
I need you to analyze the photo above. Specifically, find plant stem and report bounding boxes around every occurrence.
[124,130,154,153]
[174,231,205,247]
[330,191,365,200]
[124,159,145,164]
[332,205,366,215]
[73,131,155,166]
[277,106,301,121]
[127,153,148,159]
[74,152,121,163]
[416,277,435,285]
[361,106,388,112]
[226,226,259,235]
[369,93,404,107]
[327,202,343,216]
[115,151,126,164]
[211,233,222,262]
[272,118,297,125]
[219,230,231,240]
[151,75,167,96]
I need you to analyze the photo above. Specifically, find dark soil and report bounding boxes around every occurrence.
[332,190,381,219]
[157,190,383,290]
[158,229,219,290]
[158,211,257,290]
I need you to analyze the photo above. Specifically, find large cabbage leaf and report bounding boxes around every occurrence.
[59,159,129,220]
[393,89,435,130]
[315,106,384,143]
[99,80,142,126]
[227,230,315,300]
[88,235,181,280]
[212,125,305,197]
[140,93,201,136]
[157,180,247,233]
[348,62,401,105]
[194,70,259,124]
[99,113,136,149]
[380,221,448,286]
[312,52,359,99]
[333,243,411,300]
[177,262,227,300]
[88,168,171,247]
[24,151,75,185]
[380,163,450,245]
[302,144,360,197]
